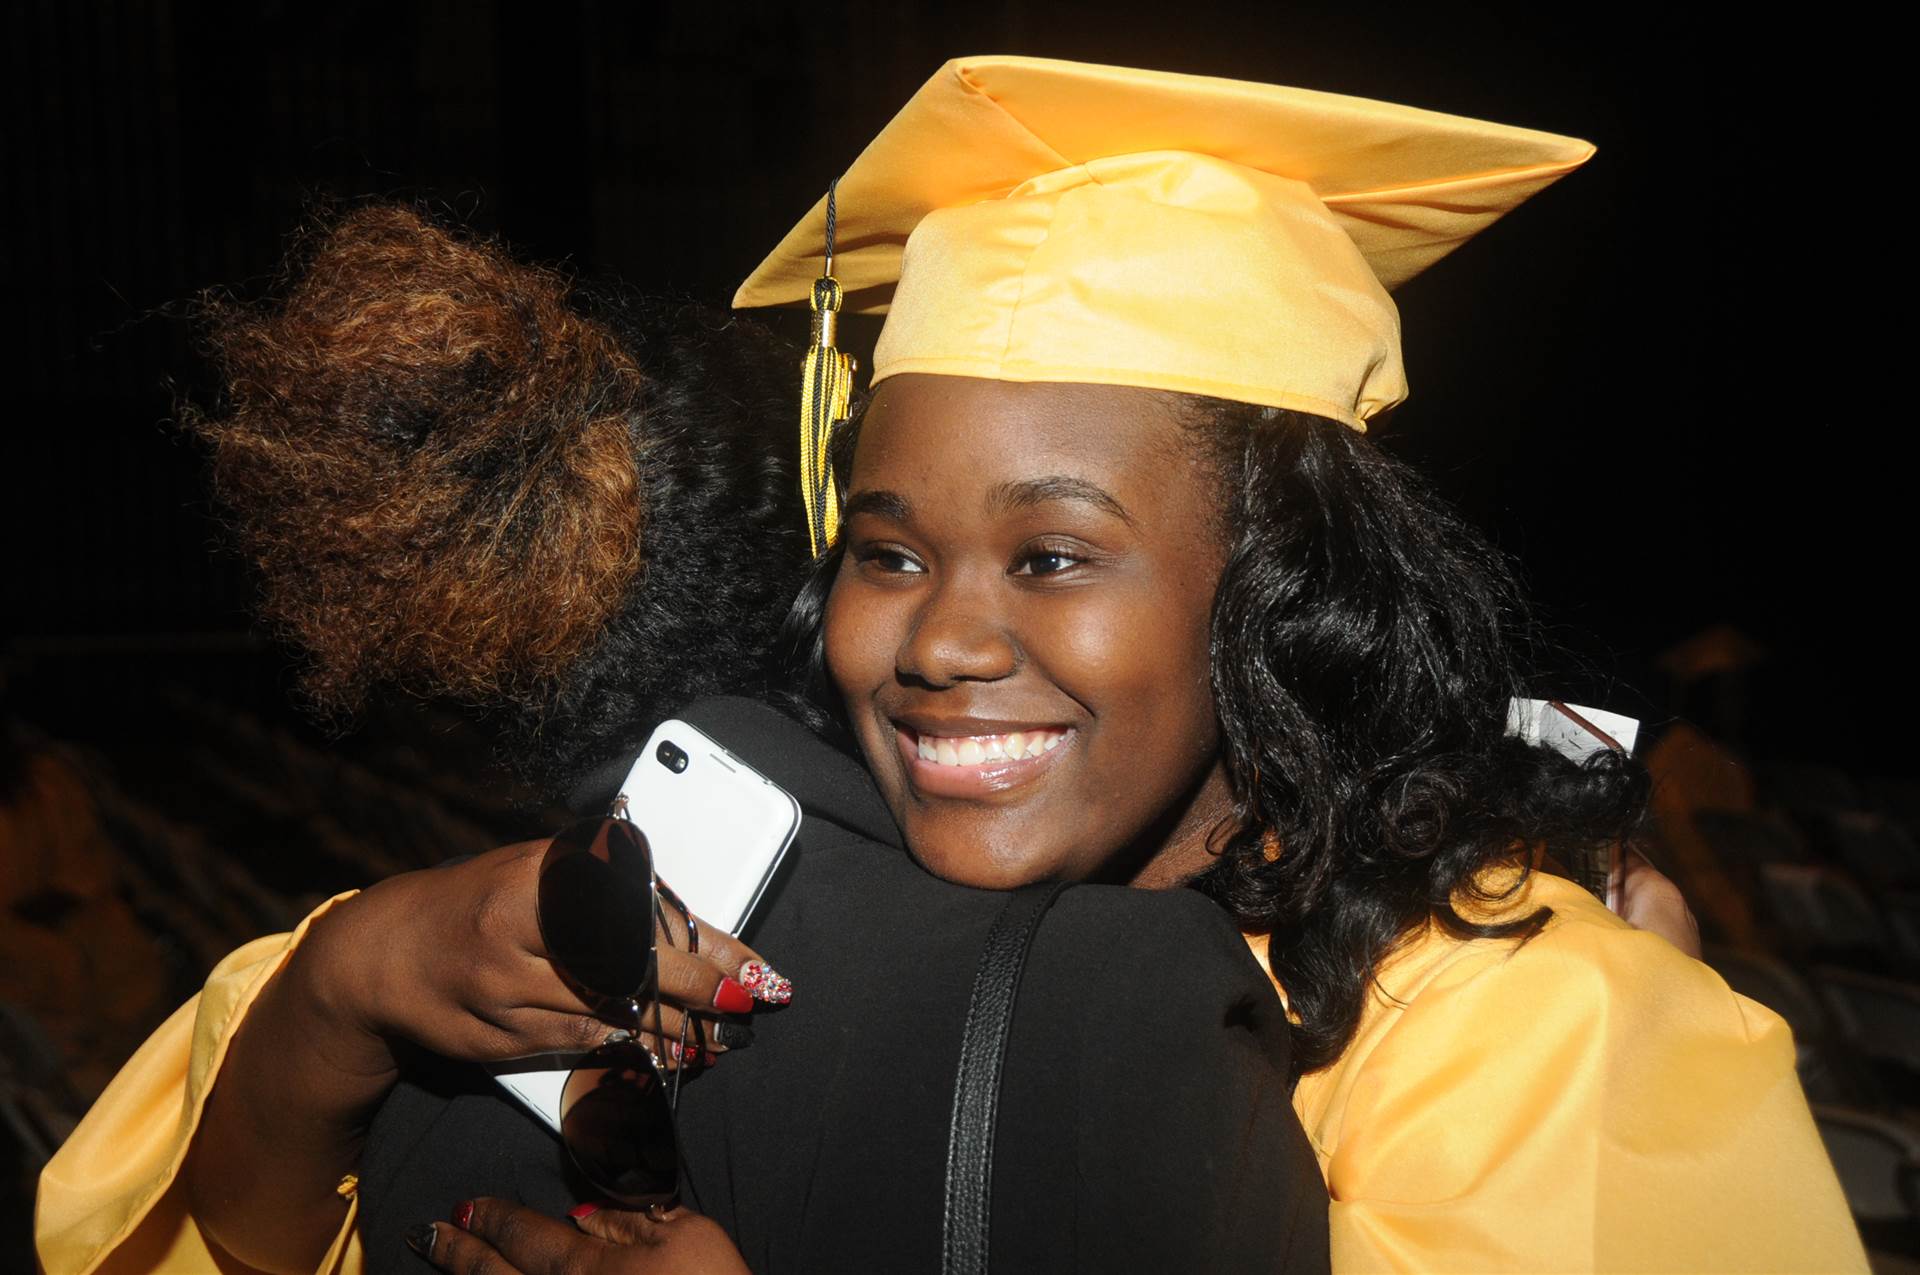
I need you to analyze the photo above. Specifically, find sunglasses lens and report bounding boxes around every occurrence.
[539,817,655,1002]
[560,1043,679,1207]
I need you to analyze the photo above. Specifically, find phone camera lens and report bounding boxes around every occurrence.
[656,741,689,774]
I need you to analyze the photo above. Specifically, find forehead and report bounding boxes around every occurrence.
[850,375,1197,510]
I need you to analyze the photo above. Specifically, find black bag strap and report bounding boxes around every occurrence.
[941,880,1071,1275]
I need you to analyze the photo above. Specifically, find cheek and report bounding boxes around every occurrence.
[822,576,897,706]
[1047,578,1214,707]
[1023,586,1219,790]
[1117,580,1220,767]
[1170,596,1222,755]
[821,580,862,701]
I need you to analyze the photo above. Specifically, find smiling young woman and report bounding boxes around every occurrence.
[729,54,1867,1272]
[827,375,1234,892]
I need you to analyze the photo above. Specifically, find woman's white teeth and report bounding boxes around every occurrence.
[915,729,1066,765]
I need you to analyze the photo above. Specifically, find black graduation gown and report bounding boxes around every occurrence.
[357,696,1329,1274]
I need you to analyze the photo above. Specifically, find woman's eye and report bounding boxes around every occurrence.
[1012,548,1085,576]
[856,546,925,574]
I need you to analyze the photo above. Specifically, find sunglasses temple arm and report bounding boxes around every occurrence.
[654,878,700,956]
[649,884,693,1113]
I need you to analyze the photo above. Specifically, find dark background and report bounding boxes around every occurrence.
[2,0,1907,1260]
[5,0,1898,768]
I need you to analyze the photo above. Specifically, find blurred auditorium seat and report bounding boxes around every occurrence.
[1761,762,1864,821]
[1696,809,1815,868]
[0,1002,79,1171]
[1705,946,1886,1107]
[1815,968,1920,1078]
[1691,811,1811,941]
[1760,863,1901,968]
[1810,1104,1920,1229]
[1862,778,1920,831]
[1823,811,1920,890]
[1885,895,1920,966]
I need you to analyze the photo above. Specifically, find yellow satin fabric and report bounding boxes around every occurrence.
[1276,871,1867,1273]
[33,894,364,1275]
[37,876,1865,1274]
[734,55,1594,429]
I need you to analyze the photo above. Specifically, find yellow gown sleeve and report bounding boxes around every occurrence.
[1301,881,1867,1274]
[34,893,365,1275]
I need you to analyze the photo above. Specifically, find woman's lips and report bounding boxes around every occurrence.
[894,726,1074,797]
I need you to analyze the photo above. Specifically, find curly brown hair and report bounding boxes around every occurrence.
[189,206,809,788]
[191,205,646,710]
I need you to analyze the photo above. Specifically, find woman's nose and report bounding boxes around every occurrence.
[896,575,1020,688]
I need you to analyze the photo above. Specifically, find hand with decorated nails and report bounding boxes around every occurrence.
[409,1196,749,1275]
[183,837,790,1275]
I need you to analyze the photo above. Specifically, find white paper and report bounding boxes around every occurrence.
[1506,698,1640,760]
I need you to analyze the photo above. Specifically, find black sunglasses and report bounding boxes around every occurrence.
[537,808,700,1208]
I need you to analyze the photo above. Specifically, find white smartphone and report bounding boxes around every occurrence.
[491,718,802,1132]
[624,720,803,937]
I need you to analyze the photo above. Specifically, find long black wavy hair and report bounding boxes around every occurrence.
[779,395,1648,1076]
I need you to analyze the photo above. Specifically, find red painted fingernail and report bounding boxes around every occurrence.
[703,1050,723,1066]
[452,1200,474,1230]
[738,960,793,1004]
[713,977,754,1014]
[568,1202,601,1221]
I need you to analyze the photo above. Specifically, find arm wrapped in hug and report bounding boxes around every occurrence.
[35,896,363,1275]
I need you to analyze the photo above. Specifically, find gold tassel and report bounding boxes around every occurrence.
[799,181,856,557]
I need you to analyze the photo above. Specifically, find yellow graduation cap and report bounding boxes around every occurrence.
[736,55,1593,549]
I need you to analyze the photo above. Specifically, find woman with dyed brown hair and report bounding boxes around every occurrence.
[37,203,825,1275]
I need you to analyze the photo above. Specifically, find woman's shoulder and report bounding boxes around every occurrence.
[1415,871,1786,1064]
[1296,869,1794,1162]
[1384,868,1761,1020]
[1296,871,1863,1273]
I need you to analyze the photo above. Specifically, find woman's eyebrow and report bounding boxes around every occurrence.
[988,475,1136,527]
[842,489,912,522]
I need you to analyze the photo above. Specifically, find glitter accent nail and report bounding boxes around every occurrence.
[738,960,793,1004]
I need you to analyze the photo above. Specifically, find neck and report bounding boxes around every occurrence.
[1125,757,1238,890]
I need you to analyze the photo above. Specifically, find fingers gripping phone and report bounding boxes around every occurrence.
[491,719,801,1131]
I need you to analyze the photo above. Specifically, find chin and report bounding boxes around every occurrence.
[909,848,1054,890]
[899,812,1079,890]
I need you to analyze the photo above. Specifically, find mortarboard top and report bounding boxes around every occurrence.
[735,55,1594,431]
